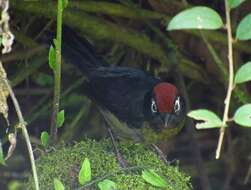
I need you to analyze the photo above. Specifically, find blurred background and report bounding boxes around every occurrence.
[0,0,251,189]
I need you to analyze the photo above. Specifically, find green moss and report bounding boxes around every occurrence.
[25,139,192,190]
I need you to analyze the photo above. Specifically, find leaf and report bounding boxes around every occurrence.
[78,158,92,185]
[236,13,251,40]
[62,0,69,9]
[167,6,223,31]
[5,133,17,160]
[40,131,49,147]
[49,45,56,71]
[235,62,251,84]
[228,0,246,9]
[98,179,116,190]
[234,104,251,127]
[56,110,65,128]
[8,180,23,190]
[32,73,54,86]
[187,109,223,129]
[0,141,6,165]
[142,169,168,188]
[54,178,65,190]
[53,39,58,49]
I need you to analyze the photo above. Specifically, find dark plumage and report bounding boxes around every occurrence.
[62,27,185,130]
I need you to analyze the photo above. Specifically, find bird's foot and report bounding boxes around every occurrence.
[108,128,129,168]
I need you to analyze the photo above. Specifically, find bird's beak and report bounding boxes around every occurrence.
[160,113,171,128]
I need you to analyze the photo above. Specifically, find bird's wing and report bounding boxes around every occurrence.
[86,67,159,125]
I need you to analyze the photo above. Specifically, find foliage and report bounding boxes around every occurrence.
[142,169,168,188]
[56,110,65,128]
[167,1,251,159]
[54,178,65,190]
[78,158,92,186]
[40,131,49,148]
[167,6,223,30]
[24,139,192,190]
[0,141,6,165]
[98,179,116,190]
[187,109,223,129]
[236,13,251,40]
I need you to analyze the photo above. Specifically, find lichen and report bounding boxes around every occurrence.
[25,139,192,190]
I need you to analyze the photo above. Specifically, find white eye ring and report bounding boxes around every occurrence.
[151,99,157,113]
[174,97,181,113]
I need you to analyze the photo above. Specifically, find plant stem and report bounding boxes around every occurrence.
[216,0,234,159]
[50,0,63,142]
[1,64,39,190]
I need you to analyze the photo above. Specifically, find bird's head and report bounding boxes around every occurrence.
[145,82,186,131]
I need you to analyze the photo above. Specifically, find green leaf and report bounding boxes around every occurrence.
[236,13,251,40]
[228,0,246,9]
[53,39,58,48]
[54,178,65,190]
[167,6,223,31]
[98,179,116,190]
[187,109,223,129]
[56,110,65,128]
[8,180,23,190]
[0,141,6,165]
[62,0,69,9]
[32,73,54,86]
[49,45,56,71]
[142,169,168,188]
[40,131,49,147]
[234,104,251,127]
[235,62,251,84]
[78,158,91,185]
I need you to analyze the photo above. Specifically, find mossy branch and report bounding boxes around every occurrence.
[69,0,163,20]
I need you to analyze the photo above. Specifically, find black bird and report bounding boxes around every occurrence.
[62,27,186,140]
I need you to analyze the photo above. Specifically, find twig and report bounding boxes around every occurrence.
[1,63,39,190]
[0,0,39,189]
[27,76,86,124]
[34,19,54,41]
[0,45,47,63]
[50,0,64,142]
[200,32,228,80]
[244,163,251,184]
[215,0,235,159]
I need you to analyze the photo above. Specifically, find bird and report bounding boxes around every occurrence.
[61,27,186,142]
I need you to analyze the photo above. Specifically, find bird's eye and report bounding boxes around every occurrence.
[174,97,181,113]
[151,99,157,113]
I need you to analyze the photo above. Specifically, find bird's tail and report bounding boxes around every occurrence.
[62,26,104,74]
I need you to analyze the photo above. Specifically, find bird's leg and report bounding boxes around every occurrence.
[108,128,128,168]
[151,144,177,165]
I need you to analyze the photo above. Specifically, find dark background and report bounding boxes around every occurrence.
[0,0,251,189]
